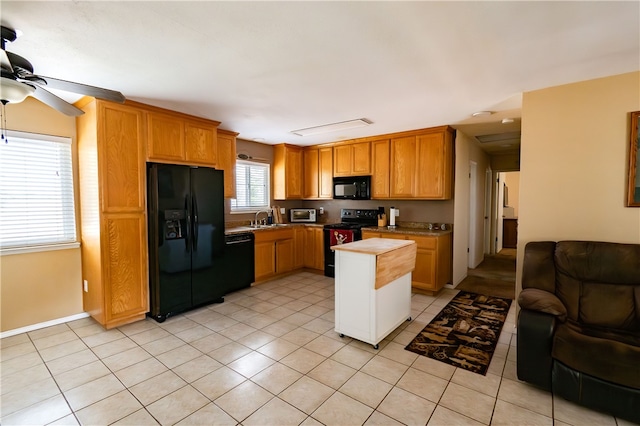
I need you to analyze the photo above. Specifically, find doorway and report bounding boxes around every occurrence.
[494,171,520,253]
[456,248,516,299]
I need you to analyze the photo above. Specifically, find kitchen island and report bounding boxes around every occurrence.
[332,238,417,349]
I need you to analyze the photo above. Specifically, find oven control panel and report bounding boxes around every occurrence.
[340,208,378,220]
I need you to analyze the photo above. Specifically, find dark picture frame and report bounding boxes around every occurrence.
[628,111,640,207]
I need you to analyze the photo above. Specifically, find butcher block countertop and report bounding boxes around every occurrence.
[332,238,417,289]
[331,237,415,254]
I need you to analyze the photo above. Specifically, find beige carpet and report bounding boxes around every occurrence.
[455,249,516,300]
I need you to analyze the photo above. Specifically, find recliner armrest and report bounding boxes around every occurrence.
[517,309,557,390]
[518,288,567,322]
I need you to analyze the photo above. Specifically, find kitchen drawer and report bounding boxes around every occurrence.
[381,233,407,240]
[254,228,294,243]
[409,235,437,249]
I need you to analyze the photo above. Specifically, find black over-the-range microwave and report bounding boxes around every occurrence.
[333,176,371,200]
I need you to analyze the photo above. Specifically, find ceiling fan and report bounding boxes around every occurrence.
[0,25,125,116]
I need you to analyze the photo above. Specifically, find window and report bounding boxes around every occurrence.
[0,130,77,253]
[231,160,270,212]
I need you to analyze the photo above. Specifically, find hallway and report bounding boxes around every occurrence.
[455,249,516,299]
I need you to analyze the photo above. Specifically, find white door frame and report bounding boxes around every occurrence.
[468,161,478,268]
[484,168,493,254]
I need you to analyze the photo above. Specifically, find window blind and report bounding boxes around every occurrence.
[231,160,270,211]
[0,131,77,250]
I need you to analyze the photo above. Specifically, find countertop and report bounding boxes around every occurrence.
[362,226,452,237]
[225,223,324,235]
[225,222,452,236]
[331,237,415,255]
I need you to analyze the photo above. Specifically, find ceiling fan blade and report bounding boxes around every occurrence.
[31,85,84,116]
[29,74,125,103]
[1,50,12,72]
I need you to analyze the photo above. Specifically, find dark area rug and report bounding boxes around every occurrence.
[405,291,512,375]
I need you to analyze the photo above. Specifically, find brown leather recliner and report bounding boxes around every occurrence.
[517,241,640,423]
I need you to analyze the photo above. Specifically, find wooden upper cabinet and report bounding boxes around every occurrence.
[147,111,219,167]
[303,147,333,199]
[273,144,303,200]
[415,131,453,199]
[390,136,416,198]
[147,112,185,161]
[333,142,371,177]
[389,127,454,200]
[318,147,333,198]
[98,102,146,213]
[352,142,371,175]
[303,148,319,199]
[371,139,390,199]
[185,120,217,165]
[216,129,238,198]
[333,144,352,176]
[285,125,453,201]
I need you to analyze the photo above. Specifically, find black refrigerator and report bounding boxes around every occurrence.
[147,163,226,322]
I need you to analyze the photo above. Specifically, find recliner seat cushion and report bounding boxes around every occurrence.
[552,322,640,390]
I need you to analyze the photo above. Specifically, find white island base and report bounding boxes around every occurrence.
[332,238,417,349]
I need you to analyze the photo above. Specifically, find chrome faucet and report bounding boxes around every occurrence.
[254,209,271,227]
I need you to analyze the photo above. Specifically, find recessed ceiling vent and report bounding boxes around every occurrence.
[476,131,521,145]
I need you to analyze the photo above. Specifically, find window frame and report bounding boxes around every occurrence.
[230,159,271,214]
[0,130,79,255]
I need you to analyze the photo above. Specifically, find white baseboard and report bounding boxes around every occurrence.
[0,312,91,339]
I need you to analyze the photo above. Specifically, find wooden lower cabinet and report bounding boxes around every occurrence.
[362,231,452,294]
[254,228,295,282]
[254,241,277,281]
[303,227,324,270]
[503,218,518,248]
[276,239,294,274]
[101,214,148,325]
[293,227,305,269]
[254,226,324,282]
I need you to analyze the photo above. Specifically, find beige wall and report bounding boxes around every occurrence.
[0,98,83,332]
[517,71,640,294]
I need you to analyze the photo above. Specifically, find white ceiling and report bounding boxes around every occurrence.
[2,1,638,150]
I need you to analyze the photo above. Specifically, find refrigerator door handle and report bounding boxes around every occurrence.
[185,194,191,252]
[192,193,199,251]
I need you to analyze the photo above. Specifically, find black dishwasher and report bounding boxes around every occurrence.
[222,232,255,294]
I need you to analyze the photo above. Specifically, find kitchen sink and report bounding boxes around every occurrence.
[250,223,289,229]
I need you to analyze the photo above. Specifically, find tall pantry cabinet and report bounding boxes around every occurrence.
[77,99,149,329]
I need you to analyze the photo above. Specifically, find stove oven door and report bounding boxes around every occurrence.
[323,226,362,277]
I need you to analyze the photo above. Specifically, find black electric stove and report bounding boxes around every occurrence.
[323,208,379,277]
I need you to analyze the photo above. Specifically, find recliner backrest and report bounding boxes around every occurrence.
[554,241,640,331]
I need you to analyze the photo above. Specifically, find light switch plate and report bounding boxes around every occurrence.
[83,280,88,292]
[280,207,285,214]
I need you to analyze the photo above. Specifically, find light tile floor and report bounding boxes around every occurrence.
[1,271,634,425]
